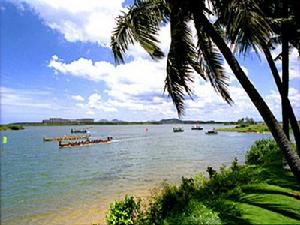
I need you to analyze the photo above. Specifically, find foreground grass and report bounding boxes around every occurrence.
[106,139,300,225]
[0,124,24,131]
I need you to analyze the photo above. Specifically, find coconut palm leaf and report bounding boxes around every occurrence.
[196,27,233,104]
[164,5,197,116]
[212,0,272,54]
[111,0,169,64]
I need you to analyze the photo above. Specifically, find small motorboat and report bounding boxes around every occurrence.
[205,129,218,135]
[71,128,87,134]
[191,125,203,130]
[173,127,184,132]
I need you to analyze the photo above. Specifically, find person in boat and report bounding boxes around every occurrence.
[107,136,113,141]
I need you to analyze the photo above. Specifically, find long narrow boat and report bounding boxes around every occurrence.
[43,134,91,142]
[58,137,113,148]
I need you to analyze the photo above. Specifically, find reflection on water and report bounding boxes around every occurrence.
[1,125,271,224]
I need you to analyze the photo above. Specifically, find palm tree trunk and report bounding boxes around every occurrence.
[194,13,300,183]
[282,31,290,140]
[281,1,290,140]
[261,43,300,155]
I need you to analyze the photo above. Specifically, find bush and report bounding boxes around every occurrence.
[245,139,282,166]
[106,195,141,225]
[235,124,248,128]
[163,199,221,225]
[145,177,196,224]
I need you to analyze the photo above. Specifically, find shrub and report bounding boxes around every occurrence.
[145,178,196,224]
[245,139,282,166]
[163,199,221,225]
[106,195,141,225]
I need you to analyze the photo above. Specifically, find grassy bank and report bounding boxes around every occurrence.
[0,124,24,131]
[105,139,300,225]
[218,123,299,133]
[217,123,270,133]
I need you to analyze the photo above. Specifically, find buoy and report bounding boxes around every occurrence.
[2,136,7,144]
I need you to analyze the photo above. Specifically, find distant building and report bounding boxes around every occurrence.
[76,118,94,123]
[42,118,94,124]
[42,118,70,124]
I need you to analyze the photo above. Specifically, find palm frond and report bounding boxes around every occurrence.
[213,0,272,55]
[164,5,197,116]
[194,23,233,104]
[111,0,169,64]
[111,10,135,64]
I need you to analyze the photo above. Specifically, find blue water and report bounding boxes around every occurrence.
[0,125,271,224]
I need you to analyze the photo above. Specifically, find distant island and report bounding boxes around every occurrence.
[5,117,238,127]
[0,124,24,131]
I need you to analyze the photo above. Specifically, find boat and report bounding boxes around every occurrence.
[173,127,184,132]
[191,125,203,130]
[205,129,218,135]
[71,128,87,134]
[58,136,113,148]
[43,134,91,142]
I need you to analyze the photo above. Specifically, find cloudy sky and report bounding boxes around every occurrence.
[1,0,299,123]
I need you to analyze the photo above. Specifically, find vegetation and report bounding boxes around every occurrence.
[218,122,300,134]
[237,117,256,125]
[106,139,300,224]
[0,124,24,131]
[111,0,300,182]
[107,195,142,225]
[218,124,270,133]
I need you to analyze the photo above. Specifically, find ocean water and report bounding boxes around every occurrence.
[0,125,271,225]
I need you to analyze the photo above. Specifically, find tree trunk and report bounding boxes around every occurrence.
[195,13,300,183]
[282,29,290,140]
[261,43,300,155]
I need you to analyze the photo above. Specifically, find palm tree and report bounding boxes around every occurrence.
[265,0,300,141]
[111,0,300,182]
[262,0,300,153]
[212,0,300,154]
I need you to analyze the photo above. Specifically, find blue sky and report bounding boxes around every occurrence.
[1,0,299,123]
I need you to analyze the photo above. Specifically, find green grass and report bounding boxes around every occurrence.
[217,124,270,133]
[237,202,300,224]
[0,124,24,131]
[218,123,299,133]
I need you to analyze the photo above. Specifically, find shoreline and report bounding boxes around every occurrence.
[2,186,155,225]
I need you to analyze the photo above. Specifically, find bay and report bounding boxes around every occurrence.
[0,124,271,224]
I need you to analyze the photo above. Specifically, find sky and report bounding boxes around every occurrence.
[1,0,299,123]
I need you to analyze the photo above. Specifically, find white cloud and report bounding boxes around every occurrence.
[49,55,167,99]
[11,0,125,46]
[48,54,269,121]
[0,86,72,123]
[71,95,85,102]
[289,49,300,80]
[1,86,53,109]
[75,93,117,115]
